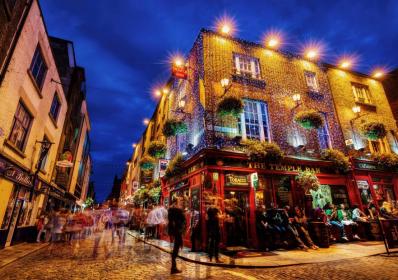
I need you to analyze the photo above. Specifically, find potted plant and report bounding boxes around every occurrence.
[165,153,185,179]
[148,140,167,158]
[140,154,155,170]
[321,149,350,172]
[361,122,387,140]
[241,139,283,162]
[148,186,162,205]
[295,171,320,194]
[294,110,324,129]
[372,152,398,170]
[217,96,244,118]
[163,119,188,137]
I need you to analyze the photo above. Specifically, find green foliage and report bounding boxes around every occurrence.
[163,119,188,137]
[361,122,387,140]
[148,141,166,158]
[321,149,350,172]
[140,154,155,170]
[132,188,149,206]
[372,153,398,169]
[241,139,283,162]
[217,97,244,118]
[165,153,185,179]
[148,186,162,204]
[296,171,320,194]
[84,197,94,208]
[294,110,324,129]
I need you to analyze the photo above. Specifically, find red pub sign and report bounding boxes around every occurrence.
[171,64,187,79]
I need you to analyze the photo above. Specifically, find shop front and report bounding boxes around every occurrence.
[162,149,359,250]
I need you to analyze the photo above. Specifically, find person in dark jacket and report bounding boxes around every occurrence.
[167,198,186,274]
[206,198,222,262]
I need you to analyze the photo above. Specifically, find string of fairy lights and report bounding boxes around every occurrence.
[133,15,388,151]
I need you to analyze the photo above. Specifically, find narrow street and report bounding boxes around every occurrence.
[0,232,397,280]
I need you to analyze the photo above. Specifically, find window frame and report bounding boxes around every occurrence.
[368,137,390,154]
[317,112,332,149]
[304,71,319,92]
[49,92,61,123]
[239,99,271,142]
[233,53,261,79]
[8,101,33,152]
[351,82,372,105]
[29,45,48,93]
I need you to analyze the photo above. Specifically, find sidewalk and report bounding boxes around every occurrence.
[128,230,387,268]
[0,242,48,268]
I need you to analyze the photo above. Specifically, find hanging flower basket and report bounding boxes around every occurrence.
[217,97,244,118]
[133,188,149,206]
[165,153,185,179]
[241,140,283,162]
[361,122,387,140]
[140,155,155,170]
[295,171,320,194]
[148,186,162,204]
[148,141,167,158]
[163,119,188,137]
[294,110,324,129]
[321,149,350,172]
[372,153,398,170]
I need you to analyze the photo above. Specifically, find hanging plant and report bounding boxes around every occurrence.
[241,139,283,162]
[361,122,387,140]
[148,141,167,158]
[133,188,149,206]
[165,153,185,179]
[294,110,324,129]
[296,171,320,194]
[148,186,162,204]
[372,153,398,170]
[140,154,155,170]
[217,96,244,118]
[163,119,188,137]
[321,149,350,172]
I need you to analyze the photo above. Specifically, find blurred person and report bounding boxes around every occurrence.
[36,213,49,243]
[92,208,111,258]
[206,198,222,262]
[293,206,318,250]
[189,207,200,252]
[168,198,186,274]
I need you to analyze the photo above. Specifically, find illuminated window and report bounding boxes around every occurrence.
[238,99,270,141]
[233,53,261,79]
[352,83,372,104]
[8,102,33,151]
[317,113,331,149]
[368,137,390,154]
[304,71,319,92]
[29,46,48,90]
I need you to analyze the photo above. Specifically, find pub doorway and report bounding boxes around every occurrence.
[223,189,250,248]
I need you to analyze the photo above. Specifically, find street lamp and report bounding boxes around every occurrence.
[292,93,301,108]
[220,77,232,97]
[30,139,53,200]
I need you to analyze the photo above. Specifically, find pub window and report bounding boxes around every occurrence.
[304,71,319,92]
[238,99,270,142]
[49,93,61,122]
[352,83,372,104]
[274,176,293,208]
[356,180,372,205]
[368,137,390,154]
[29,45,48,90]
[317,113,331,149]
[233,53,261,79]
[330,185,350,207]
[8,101,33,151]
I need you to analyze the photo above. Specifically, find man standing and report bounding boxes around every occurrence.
[189,207,200,252]
[167,198,186,274]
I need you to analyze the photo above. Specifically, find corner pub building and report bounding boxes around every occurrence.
[136,29,398,250]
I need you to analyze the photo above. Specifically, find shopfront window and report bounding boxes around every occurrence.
[224,190,249,246]
[372,176,396,207]
[0,185,18,230]
[17,188,35,227]
[274,176,293,208]
[330,185,350,207]
[256,176,273,208]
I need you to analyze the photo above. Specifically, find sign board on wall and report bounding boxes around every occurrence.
[159,159,169,178]
[171,64,188,79]
[225,173,249,187]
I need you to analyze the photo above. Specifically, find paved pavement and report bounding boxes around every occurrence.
[0,242,48,268]
[0,231,397,280]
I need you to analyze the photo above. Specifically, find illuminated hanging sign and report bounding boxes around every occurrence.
[225,173,249,187]
[172,64,188,79]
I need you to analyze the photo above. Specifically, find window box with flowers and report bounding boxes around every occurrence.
[241,139,283,162]
[217,96,244,118]
[140,155,155,170]
[162,119,188,138]
[361,122,387,141]
[165,153,185,179]
[321,149,350,173]
[371,153,398,171]
[294,110,324,130]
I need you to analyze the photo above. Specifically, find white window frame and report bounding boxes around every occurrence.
[234,53,261,79]
[239,99,270,142]
[317,113,332,149]
[352,83,372,104]
[304,71,319,92]
[368,137,390,154]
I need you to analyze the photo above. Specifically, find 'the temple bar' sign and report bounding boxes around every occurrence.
[248,162,321,174]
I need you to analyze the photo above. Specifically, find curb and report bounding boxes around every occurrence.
[0,243,49,269]
[127,231,385,269]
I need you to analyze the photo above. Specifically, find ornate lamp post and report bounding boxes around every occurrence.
[30,139,53,201]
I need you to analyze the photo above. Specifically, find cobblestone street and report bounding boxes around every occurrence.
[0,232,397,280]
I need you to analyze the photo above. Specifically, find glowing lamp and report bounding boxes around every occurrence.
[178,99,186,108]
[143,118,150,125]
[267,38,279,48]
[292,93,301,102]
[162,88,169,94]
[132,143,137,148]
[372,70,384,78]
[306,49,318,60]
[174,58,183,67]
[352,106,361,114]
[221,24,231,34]
[220,78,230,88]
[154,89,161,97]
[340,60,352,69]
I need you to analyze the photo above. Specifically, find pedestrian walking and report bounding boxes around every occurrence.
[36,213,49,242]
[167,198,186,274]
[206,198,222,263]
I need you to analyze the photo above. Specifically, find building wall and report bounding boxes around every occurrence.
[0,0,67,184]
[327,68,398,152]
[200,30,346,154]
[382,69,398,127]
